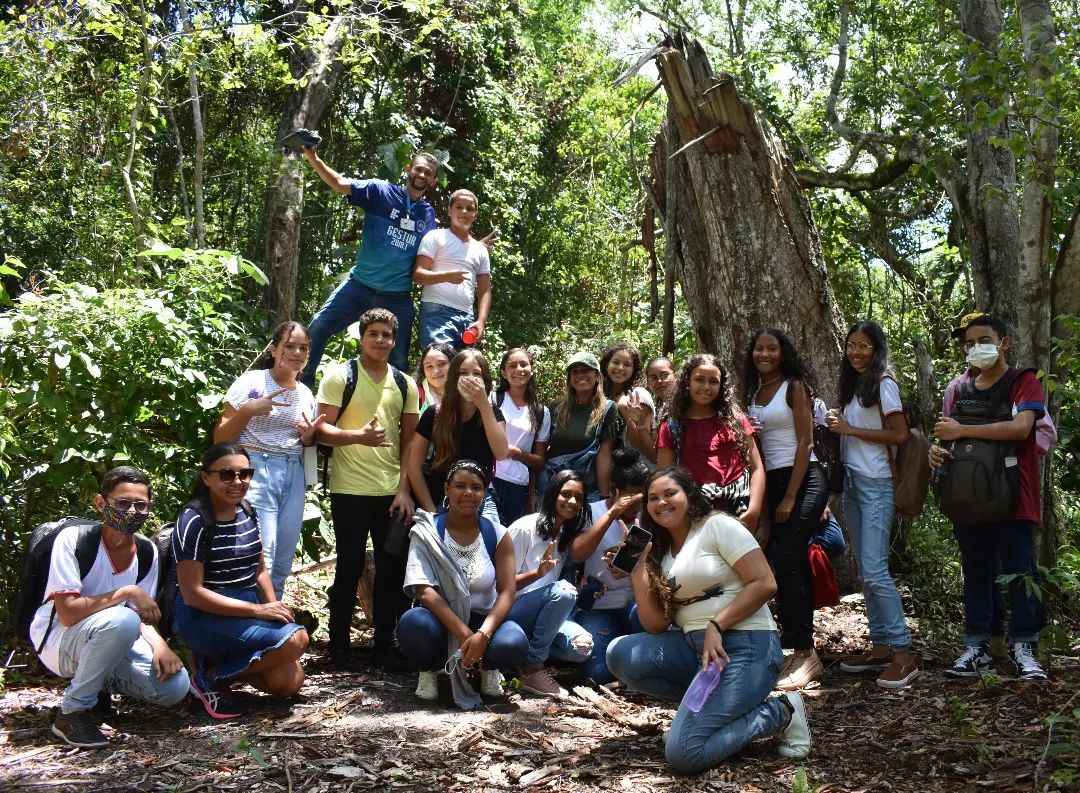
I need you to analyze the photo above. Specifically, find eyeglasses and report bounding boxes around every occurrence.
[205,467,255,483]
[845,342,874,352]
[107,497,152,514]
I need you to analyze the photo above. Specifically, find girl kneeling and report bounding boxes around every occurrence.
[174,443,309,719]
[398,461,527,709]
[606,468,810,774]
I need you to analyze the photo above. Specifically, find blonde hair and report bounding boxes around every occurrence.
[554,371,607,431]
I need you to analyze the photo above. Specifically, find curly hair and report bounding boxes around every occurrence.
[637,467,715,622]
[740,328,817,407]
[432,349,495,472]
[600,342,642,399]
[838,320,895,408]
[667,354,751,465]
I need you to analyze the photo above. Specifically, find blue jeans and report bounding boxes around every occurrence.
[842,467,911,650]
[418,301,473,349]
[396,607,529,671]
[56,607,190,714]
[493,478,529,525]
[816,513,846,561]
[954,520,1039,644]
[507,580,592,667]
[606,628,788,774]
[575,603,642,684]
[302,276,414,386]
[246,452,306,599]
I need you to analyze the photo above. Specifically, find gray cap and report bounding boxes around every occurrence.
[566,351,601,372]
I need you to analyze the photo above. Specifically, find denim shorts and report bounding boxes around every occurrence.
[174,587,303,680]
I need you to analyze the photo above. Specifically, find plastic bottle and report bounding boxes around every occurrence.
[682,659,728,713]
[461,328,478,345]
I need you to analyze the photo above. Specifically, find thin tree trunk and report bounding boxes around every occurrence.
[162,79,193,246]
[179,0,205,248]
[122,8,153,248]
[264,8,351,323]
[650,38,845,401]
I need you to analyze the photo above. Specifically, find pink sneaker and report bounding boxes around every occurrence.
[519,668,568,699]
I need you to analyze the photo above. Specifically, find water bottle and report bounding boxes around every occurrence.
[682,659,728,713]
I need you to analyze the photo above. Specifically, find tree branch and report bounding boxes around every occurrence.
[797,153,914,191]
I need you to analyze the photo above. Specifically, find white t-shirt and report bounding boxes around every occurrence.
[224,369,316,456]
[416,228,491,314]
[753,380,817,471]
[494,394,552,485]
[662,512,775,633]
[841,377,903,478]
[508,513,566,595]
[582,501,634,611]
[30,525,159,676]
[445,524,510,612]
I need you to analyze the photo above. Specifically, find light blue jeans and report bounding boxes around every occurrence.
[56,607,190,714]
[575,602,642,684]
[842,466,911,651]
[506,580,592,668]
[418,301,473,349]
[606,628,788,774]
[246,451,306,599]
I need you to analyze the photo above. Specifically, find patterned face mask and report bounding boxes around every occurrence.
[103,502,150,535]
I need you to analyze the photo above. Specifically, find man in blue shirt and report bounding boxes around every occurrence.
[300,147,438,384]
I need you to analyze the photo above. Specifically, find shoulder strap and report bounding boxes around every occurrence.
[987,367,1025,418]
[341,358,360,415]
[389,365,408,405]
[478,516,499,560]
[134,535,154,582]
[876,403,900,486]
[73,522,105,581]
[435,512,446,542]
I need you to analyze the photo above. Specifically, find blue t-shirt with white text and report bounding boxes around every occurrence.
[347,179,436,292]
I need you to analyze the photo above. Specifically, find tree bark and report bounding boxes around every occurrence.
[180,0,206,249]
[263,7,351,323]
[649,38,845,401]
[121,9,153,249]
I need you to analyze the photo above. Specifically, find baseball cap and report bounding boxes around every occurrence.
[565,351,601,372]
[951,311,992,339]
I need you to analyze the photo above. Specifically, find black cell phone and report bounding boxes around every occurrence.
[610,525,653,575]
[577,575,605,612]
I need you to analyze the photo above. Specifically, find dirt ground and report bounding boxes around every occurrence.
[1,583,1077,793]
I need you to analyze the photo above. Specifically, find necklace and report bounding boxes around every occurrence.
[445,531,485,583]
[759,374,782,387]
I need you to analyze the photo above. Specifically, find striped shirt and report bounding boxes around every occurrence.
[224,369,316,455]
[173,506,261,593]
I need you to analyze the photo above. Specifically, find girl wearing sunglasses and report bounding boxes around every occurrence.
[172,443,309,719]
[215,320,320,599]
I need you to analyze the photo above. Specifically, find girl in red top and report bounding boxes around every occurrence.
[656,354,765,532]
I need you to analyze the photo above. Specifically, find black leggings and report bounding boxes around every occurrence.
[766,463,829,650]
[327,493,410,653]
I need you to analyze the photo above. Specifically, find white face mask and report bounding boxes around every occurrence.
[966,342,1002,370]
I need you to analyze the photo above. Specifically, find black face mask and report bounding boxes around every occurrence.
[103,503,150,536]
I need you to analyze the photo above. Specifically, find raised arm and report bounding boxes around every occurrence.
[302,147,352,194]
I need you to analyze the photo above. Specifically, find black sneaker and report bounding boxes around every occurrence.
[945,643,994,678]
[189,672,242,719]
[374,645,417,676]
[90,692,118,725]
[52,710,109,749]
[1010,642,1047,680]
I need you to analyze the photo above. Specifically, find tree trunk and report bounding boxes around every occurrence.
[263,8,351,323]
[180,0,206,249]
[649,38,845,400]
[958,0,1026,361]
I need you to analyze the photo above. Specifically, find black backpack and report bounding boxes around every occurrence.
[318,358,408,490]
[15,518,154,653]
[933,367,1029,525]
[155,497,257,639]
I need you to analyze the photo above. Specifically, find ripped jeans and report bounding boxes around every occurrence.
[575,603,641,684]
[507,580,593,668]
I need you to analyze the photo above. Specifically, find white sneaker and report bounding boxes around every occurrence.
[777,692,811,759]
[1010,642,1047,680]
[415,670,438,701]
[480,669,505,697]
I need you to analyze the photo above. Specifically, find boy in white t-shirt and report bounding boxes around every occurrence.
[413,189,492,349]
[30,467,189,749]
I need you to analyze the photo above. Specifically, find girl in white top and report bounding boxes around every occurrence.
[215,321,320,598]
[605,468,810,773]
[492,348,552,524]
[744,328,829,691]
[826,320,918,689]
[600,342,656,459]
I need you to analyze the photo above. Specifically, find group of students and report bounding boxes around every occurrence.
[31,302,1051,773]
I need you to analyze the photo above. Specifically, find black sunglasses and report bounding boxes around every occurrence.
[204,467,255,484]
[106,497,152,514]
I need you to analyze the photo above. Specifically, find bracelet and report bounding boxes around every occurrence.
[526,489,536,495]
[708,619,724,635]
[476,628,493,643]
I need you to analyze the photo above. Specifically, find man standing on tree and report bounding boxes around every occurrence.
[300,146,438,384]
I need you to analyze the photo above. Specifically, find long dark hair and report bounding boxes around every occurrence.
[250,321,310,371]
[494,347,543,435]
[190,442,249,501]
[415,342,456,393]
[432,350,494,471]
[668,353,751,465]
[741,328,817,407]
[838,320,894,408]
[638,467,714,621]
[600,342,642,399]
[535,469,589,553]
[610,445,651,492]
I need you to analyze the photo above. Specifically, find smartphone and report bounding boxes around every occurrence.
[576,575,605,612]
[610,525,653,575]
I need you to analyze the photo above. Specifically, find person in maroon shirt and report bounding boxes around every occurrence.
[928,314,1047,680]
[656,354,765,532]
